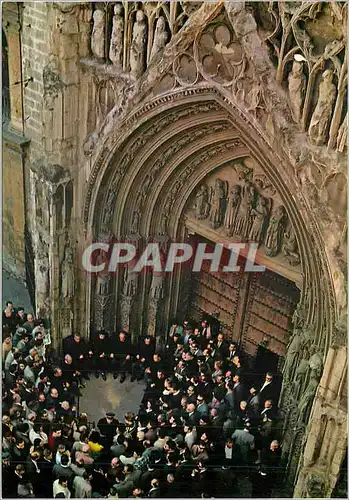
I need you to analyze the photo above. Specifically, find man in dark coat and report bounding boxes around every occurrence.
[131,335,155,381]
[259,373,278,407]
[93,330,109,380]
[97,412,119,447]
[109,331,133,383]
[63,332,90,380]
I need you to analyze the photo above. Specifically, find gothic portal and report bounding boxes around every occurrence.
[2,1,347,497]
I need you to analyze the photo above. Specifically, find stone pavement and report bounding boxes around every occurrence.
[78,373,146,424]
[2,269,32,311]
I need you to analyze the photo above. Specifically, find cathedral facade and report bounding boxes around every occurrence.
[2,2,347,496]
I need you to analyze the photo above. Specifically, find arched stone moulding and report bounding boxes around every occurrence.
[84,86,336,351]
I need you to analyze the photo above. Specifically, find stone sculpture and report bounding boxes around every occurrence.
[149,16,168,62]
[308,345,323,379]
[308,69,336,146]
[336,112,347,152]
[61,247,74,299]
[224,184,241,235]
[288,60,306,123]
[130,10,147,78]
[91,9,106,60]
[35,243,50,315]
[209,179,227,229]
[265,205,286,257]
[283,328,304,382]
[298,372,319,423]
[282,226,301,265]
[249,196,268,244]
[109,4,124,69]
[234,181,255,239]
[195,185,210,220]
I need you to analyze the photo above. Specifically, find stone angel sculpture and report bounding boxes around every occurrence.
[209,179,228,229]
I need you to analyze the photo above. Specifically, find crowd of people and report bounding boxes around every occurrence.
[3,300,285,498]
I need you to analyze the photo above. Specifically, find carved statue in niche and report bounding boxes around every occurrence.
[283,327,304,383]
[209,179,228,229]
[288,60,306,123]
[130,10,147,79]
[249,196,268,244]
[102,189,116,229]
[149,16,168,62]
[264,205,286,257]
[233,181,255,240]
[308,69,336,146]
[123,265,138,298]
[224,184,241,235]
[109,4,124,69]
[61,247,74,300]
[91,9,106,60]
[131,210,140,234]
[150,274,164,301]
[195,185,210,220]
[336,112,347,152]
[297,369,320,423]
[282,226,301,266]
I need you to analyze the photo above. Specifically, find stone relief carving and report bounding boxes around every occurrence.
[109,4,124,69]
[149,16,168,63]
[130,10,147,78]
[185,160,301,265]
[308,70,336,146]
[91,9,106,60]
